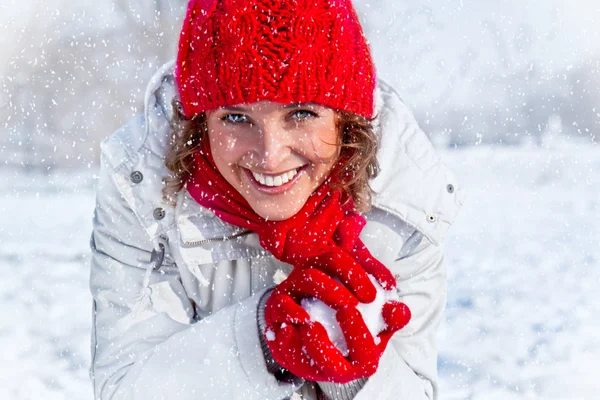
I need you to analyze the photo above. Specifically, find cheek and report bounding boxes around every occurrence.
[208,133,229,169]
[209,134,237,159]
[306,126,340,163]
[207,126,248,167]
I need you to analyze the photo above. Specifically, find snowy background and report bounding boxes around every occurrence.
[1,0,599,399]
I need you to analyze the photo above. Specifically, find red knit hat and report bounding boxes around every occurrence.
[175,0,377,119]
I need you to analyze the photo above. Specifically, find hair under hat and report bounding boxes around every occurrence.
[175,0,377,119]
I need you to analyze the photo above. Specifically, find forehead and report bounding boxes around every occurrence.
[218,101,325,113]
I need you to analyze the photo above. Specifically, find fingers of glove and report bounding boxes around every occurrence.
[375,301,412,353]
[300,322,353,377]
[278,268,358,310]
[267,325,306,375]
[272,324,327,382]
[333,213,366,251]
[303,251,376,303]
[382,300,411,331]
[352,243,397,290]
[264,293,311,326]
[336,306,379,369]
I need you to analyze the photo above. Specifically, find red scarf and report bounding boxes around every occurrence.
[185,142,396,292]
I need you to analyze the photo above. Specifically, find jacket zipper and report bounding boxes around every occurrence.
[182,230,252,247]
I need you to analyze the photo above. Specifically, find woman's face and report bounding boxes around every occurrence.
[206,101,340,221]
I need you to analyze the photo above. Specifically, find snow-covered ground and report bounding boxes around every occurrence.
[439,141,600,399]
[1,141,598,399]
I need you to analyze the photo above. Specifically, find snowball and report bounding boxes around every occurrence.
[300,274,401,356]
[301,296,348,355]
[356,275,402,335]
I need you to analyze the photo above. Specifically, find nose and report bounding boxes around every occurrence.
[255,121,291,170]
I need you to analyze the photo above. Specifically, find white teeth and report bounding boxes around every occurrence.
[252,171,266,185]
[251,168,299,187]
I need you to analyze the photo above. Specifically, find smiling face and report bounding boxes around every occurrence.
[205,101,340,221]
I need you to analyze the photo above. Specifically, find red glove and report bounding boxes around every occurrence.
[299,250,378,303]
[264,267,358,382]
[264,267,411,383]
[262,190,410,383]
[291,212,399,304]
[301,301,411,383]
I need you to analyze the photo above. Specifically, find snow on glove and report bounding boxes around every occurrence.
[264,267,360,382]
[298,274,411,383]
[265,268,411,383]
[301,299,411,383]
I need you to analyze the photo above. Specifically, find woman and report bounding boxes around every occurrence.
[89,0,465,399]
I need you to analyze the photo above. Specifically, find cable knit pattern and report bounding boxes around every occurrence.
[176,0,376,118]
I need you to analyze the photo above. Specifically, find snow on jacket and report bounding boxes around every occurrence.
[89,60,465,400]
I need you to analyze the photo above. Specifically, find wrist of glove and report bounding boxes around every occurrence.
[263,265,411,384]
[318,378,368,400]
[258,289,371,400]
[257,289,304,384]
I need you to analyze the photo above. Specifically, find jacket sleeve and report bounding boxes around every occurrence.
[89,154,302,400]
[359,223,446,399]
[317,212,447,400]
[356,231,447,400]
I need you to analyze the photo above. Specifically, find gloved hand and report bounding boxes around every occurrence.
[301,301,411,383]
[264,267,358,381]
[261,184,410,383]
[264,266,411,383]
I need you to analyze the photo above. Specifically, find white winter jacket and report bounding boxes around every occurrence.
[89,61,465,400]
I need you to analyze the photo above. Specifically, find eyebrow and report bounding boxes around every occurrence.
[219,102,319,112]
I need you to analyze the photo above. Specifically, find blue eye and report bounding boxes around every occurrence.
[291,110,318,121]
[222,114,249,124]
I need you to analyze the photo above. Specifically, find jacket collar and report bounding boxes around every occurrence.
[370,83,465,246]
[104,61,464,247]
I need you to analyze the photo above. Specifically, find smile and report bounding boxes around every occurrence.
[244,166,307,193]
[251,168,299,187]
